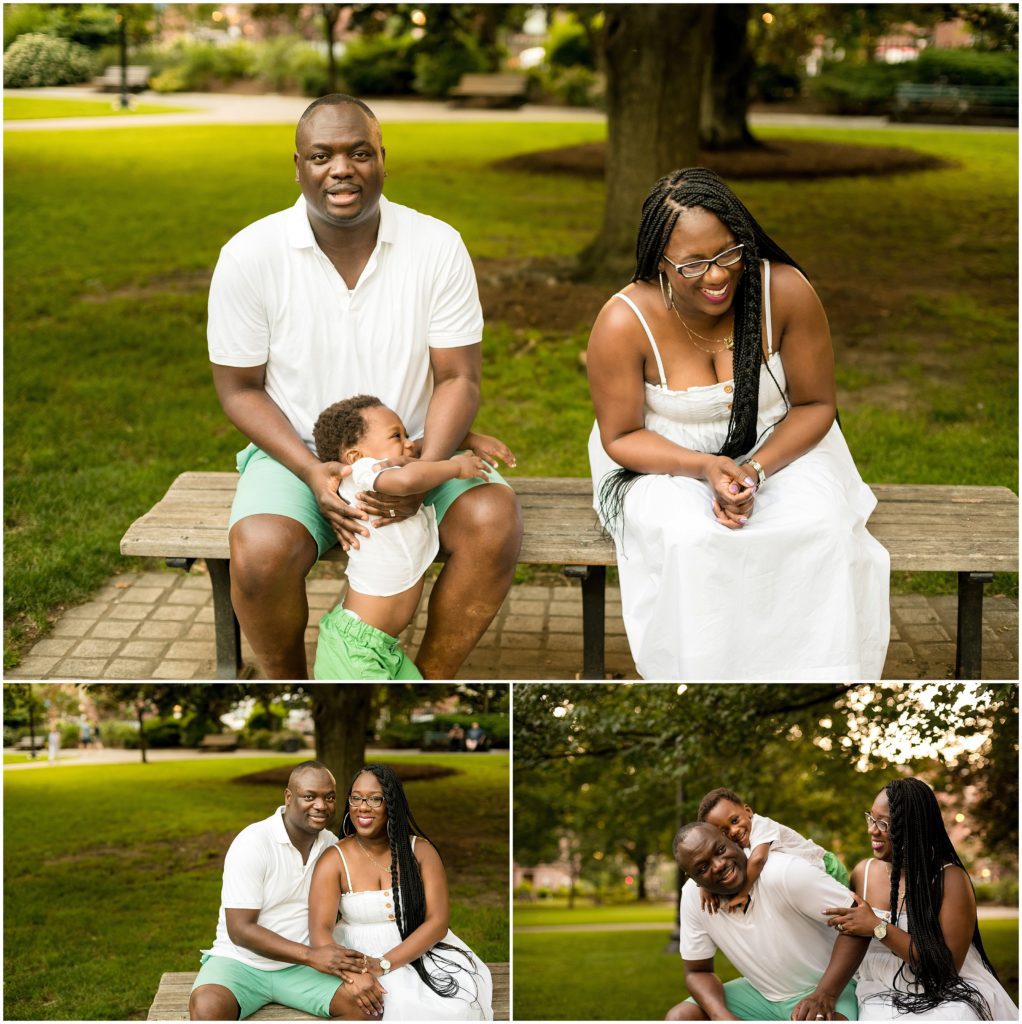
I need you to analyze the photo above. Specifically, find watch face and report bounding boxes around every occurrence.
[380,958,391,971]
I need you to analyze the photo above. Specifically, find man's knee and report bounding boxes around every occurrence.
[189,984,240,1021]
[229,514,317,597]
[441,485,523,564]
[327,982,370,1021]
[665,1001,707,1021]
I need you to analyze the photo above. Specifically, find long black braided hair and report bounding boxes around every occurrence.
[342,764,481,1004]
[885,777,997,1019]
[598,167,805,533]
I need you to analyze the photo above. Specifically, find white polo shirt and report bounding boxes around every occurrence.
[340,458,439,596]
[748,812,827,870]
[679,853,851,1002]
[202,807,338,970]
[208,194,483,449]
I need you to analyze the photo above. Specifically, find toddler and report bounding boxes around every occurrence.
[696,786,849,913]
[311,394,498,680]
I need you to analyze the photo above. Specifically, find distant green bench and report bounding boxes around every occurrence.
[891,82,1018,125]
[147,964,509,1019]
[197,733,239,753]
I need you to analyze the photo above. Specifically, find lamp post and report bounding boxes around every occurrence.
[117,7,130,111]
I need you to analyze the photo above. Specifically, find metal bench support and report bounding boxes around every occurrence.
[955,571,993,680]
[207,558,242,680]
[564,565,606,679]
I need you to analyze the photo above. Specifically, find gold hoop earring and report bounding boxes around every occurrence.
[658,270,673,310]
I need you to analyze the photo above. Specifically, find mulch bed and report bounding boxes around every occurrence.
[493,137,951,181]
[234,761,458,787]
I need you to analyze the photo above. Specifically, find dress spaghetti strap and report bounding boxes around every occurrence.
[614,292,668,387]
[334,842,354,894]
[763,260,774,356]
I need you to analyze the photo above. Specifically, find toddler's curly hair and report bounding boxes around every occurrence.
[313,394,382,463]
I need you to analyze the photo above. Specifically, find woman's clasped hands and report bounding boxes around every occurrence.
[703,455,758,529]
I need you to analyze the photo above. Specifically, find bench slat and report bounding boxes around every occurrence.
[148,965,509,1020]
[121,475,1019,572]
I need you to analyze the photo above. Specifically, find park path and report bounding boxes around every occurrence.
[5,86,1016,132]
[515,906,1019,933]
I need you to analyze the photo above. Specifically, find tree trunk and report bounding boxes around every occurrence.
[582,4,712,277]
[136,701,148,765]
[700,4,759,150]
[311,684,373,789]
[322,4,340,94]
[635,851,648,901]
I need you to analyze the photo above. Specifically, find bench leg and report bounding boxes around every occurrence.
[956,571,992,680]
[206,558,243,680]
[564,565,606,679]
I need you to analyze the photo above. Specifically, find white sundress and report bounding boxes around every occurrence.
[855,859,1019,1021]
[587,261,891,681]
[329,840,493,1020]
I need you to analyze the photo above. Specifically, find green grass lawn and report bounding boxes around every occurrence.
[3,752,37,764]
[4,121,1017,663]
[4,96,196,119]
[515,900,675,926]
[3,752,508,1020]
[513,918,1019,1020]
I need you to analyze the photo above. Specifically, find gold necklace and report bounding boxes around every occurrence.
[671,301,734,352]
[356,837,390,872]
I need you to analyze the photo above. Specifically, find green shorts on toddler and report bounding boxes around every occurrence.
[314,606,422,680]
[687,977,858,1021]
[823,850,850,888]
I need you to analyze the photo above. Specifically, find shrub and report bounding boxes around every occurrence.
[378,713,509,749]
[149,65,189,94]
[3,33,95,88]
[58,721,79,748]
[805,61,906,115]
[546,19,595,70]
[413,35,490,99]
[143,39,256,92]
[243,728,275,750]
[528,64,603,108]
[144,717,182,748]
[3,4,54,50]
[98,721,139,749]
[337,35,415,95]
[252,35,327,96]
[912,47,1019,87]
[271,730,305,753]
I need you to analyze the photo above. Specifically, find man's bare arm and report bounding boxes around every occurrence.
[683,959,738,1021]
[419,344,481,462]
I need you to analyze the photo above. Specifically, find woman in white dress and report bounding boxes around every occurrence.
[587,167,889,680]
[825,777,1017,1021]
[309,763,493,1020]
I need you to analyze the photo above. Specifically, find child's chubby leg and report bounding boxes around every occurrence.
[342,578,425,638]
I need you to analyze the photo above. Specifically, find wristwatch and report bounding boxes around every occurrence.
[873,920,888,941]
[746,458,766,486]
[378,957,391,974]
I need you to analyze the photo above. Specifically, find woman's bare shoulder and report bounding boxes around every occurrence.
[589,285,654,353]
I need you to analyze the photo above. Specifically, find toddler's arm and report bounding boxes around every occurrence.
[699,888,722,915]
[725,842,770,910]
[370,453,491,496]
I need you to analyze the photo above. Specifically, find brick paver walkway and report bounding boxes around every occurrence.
[7,566,1017,681]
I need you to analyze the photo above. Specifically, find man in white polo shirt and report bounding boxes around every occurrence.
[190,761,381,1020]
[208,93,523,680]
[668,822,869,1021]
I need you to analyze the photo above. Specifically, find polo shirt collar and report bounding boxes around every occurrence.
[270,806,292,843]
[288,194,396,249]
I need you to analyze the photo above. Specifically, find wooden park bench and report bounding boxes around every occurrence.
[147,963,510,1019]
[449,72,528,109]
[95,64,151,91]
[15,734,45,751]
[120,473,1018,681]
[891,82,1018,125]
[197,732,239,752]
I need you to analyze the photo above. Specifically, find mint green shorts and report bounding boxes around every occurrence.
[229,443,512,558]
[824,849,851,888]
[686,977,858,1020]
[191,953,342,1020]
[314,607,422,680]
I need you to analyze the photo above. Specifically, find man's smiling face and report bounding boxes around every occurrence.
[677,823,748,896]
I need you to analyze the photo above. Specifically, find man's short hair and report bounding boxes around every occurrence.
[697,787,746,822]
[296,93,380,143]
[673,820,716,861]
[287,760,334,790]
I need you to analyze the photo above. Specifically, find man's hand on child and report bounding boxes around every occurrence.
[464,430,517,469]
[451,452,493,480]
[306,460,366,550]
[359,489,422,528]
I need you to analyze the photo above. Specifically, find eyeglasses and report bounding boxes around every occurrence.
[349,794,385,809]
[864,812,890,833]
[663,243,745,279]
